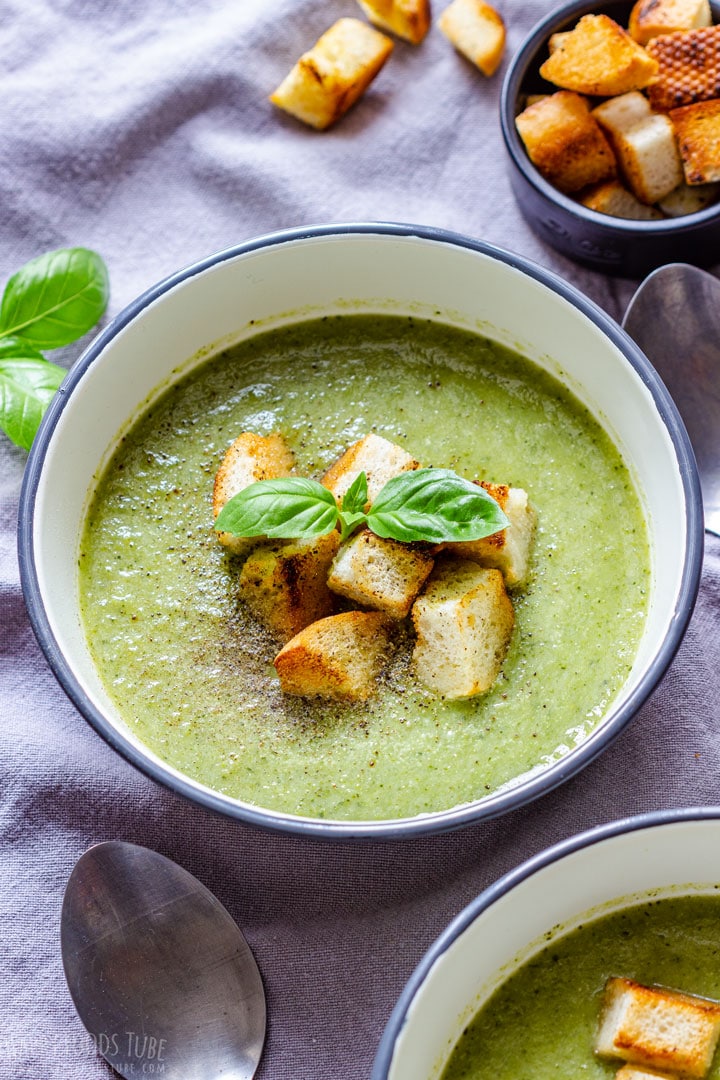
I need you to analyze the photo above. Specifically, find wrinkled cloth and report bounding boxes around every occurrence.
[2,2,719,1077]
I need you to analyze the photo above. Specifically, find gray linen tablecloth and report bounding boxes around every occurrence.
[2,1,719,1077]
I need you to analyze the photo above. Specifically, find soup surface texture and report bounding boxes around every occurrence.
[441,893,720,1080]
[79,314,649,820]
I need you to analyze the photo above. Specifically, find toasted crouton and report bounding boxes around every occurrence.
[539,14,659,96]
[647,25,720,111]
[213,432,295,555]
[442,482,535,588]
[322,433,420,506]
[615,1067,678,1080]
[671,99,720,184]
[238,531,340,642]
[595,977,720,1078]
[515,91,618,194]
[548,31,571,53]
[580,179,665,219]
[593,91,683,203]
[328,528,435,618]
[269,18,393,130]
[658,179,719,213]
[274,610,392,700]
[411,559,514,698]
[355,0,431,44]
[439,0,506,77]
[629,0,711,46]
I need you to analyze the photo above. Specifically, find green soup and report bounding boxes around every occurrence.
[78,314,649,820]
[442,893,720,1080]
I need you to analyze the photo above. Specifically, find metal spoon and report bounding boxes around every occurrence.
[61,841,266,1080]
[623,262,720,537]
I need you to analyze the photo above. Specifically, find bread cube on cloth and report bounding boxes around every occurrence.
[213,432,294,556]
[539,14,659,96]
[515,91,617,194]
[238,532,340,642]
[328,528,435,618]
[411,559,514,699]
[355,0,431,45]
[274,611,392,701]
[439,0,506,77]
[596,977,720,1078]
[269,18,393,130]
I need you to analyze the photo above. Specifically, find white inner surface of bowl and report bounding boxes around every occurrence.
[387,818,720,1079]
[31,230,686,819]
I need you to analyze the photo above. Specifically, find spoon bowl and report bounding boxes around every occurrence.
[61,841,266,1080]
[623,263,720,536]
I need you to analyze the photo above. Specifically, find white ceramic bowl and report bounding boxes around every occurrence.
[18,223,703,838]
[372,809,720,1079]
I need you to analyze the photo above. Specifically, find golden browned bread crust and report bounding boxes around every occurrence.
[439,0,507,77]
[629,0,711,45]
[274,610,393,700]
[539,14,659,96]
[670,97,720,182]
[515,91,618,194]
[355,0,431,45]
[213,432,295,555]
[647,24,720,110]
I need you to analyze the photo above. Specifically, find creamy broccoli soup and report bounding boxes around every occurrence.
[442,893,720,1080]
[78,314,649,820]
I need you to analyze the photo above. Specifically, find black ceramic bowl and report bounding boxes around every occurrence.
[500,0,720,276]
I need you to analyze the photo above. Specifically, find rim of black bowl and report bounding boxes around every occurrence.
[500,0,720,235]
[371,806,720,1079]
[17,221,704,840]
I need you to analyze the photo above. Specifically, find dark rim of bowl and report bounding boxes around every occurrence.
[499,0,720,234]
[17,221,704,840]
[371,805,720,1079]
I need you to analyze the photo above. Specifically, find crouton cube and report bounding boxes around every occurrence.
[322,433,420,506]
[580,179,665,219]
[629,0,711,46]
[411,559,514,699]
[213,432,295,556]
[355,0,431,45]
[328,528,435,618]
[615,1067,678,1080]
[269,18,393,131]
[238,531,341,642]
[647,25,720,111]
[594,92,684,203]
[439,0,506,77]
[274,610,392,700]
[442,482,535,588]
[548,31,572,53]
[657,179,719,214]
[595,977,720,1078]
[671,99,720,184]
[539,14,659,96]
[515,91,618,194]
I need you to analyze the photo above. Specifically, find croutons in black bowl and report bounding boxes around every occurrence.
[500,0,720,276]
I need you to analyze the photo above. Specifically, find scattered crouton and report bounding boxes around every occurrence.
[411,558,514,698]
[328,528,435,618]
[439,0,507,77]
[647,25,720,111]
[580,179,665,218]
[539,14,659,96]
[595,977,720,1078]
[515,91,618,193]
[658,178,719,213]
[629,0,711,46]
[237,531,341,643]
[274,610,392,700]
[594,91,683,203]
[355,0,431,44]
[615,1067,677,1080]
[671,99,720,184]
[213,432,295,556]
[322,433,420,506]
[443,482,535,588]
[269,18,393,130]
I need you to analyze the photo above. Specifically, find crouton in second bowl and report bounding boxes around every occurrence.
[18,223,702,838]
[500,0,720,275]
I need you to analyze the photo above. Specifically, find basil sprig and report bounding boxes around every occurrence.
[0,247,110,450]
[214,467,509,546]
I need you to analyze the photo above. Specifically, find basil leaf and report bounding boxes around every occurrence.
[214,477,339,538]
[367,468,509,543]
[341,470,368,515]
[0,247,109,349]
[0,337,66,450]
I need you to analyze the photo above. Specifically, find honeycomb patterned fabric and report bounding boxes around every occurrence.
[647,24,720,110]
